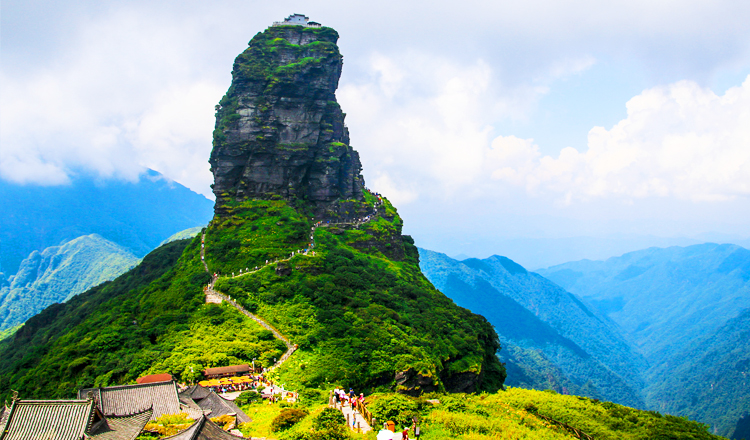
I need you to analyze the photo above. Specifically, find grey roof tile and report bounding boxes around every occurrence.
[78,381,180,420]
[162,415,244,440]
[0,399,95,440]
[193,392,251,424]
[88,408,152,440]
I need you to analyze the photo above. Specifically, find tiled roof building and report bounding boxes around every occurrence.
[88,410,154,440]
[0,397,149,440]
[0,399,97,440]
[78,381,202,420]
[162,415,243,439]
[179,385,251,424]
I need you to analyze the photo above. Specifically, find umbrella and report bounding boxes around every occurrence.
[376,430,394,440]
[230,377,245,383]
[208,379,221,386]
[198,381,209,387]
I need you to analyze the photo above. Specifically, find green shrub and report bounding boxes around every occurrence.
[367,393,419,427]
[271,408,308,431]
[314,407,346,430]
[235,390,262,405]
[299,388,326,406]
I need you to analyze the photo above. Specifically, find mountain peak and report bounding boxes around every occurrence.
[209,22,364,217]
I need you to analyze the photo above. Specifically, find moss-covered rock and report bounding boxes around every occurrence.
[210,25,363,217]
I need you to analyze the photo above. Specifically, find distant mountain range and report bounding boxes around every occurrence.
[0,234,139,331]
[419,249,647,408]
[537,243,750,437]
[0,169,213,276]
[420,244,750,437]
[0,170,213,331]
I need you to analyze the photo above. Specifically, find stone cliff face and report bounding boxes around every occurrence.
[209,25,364,216]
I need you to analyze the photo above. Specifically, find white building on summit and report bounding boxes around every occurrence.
[272,14,321,27]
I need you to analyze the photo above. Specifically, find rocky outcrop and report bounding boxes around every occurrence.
[209,25,364,216]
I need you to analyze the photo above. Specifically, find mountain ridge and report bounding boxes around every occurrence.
[537,242,750,436]
[0,234,139,331]
[418,247,646,407]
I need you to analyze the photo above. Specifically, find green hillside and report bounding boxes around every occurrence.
[646,307,750,438]
[0,234,140,331]
[208,198,505,393]
[0,197,504,398]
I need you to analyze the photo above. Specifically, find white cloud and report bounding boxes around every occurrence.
[340,53,551,203]
[4,0,750,211]
[0,7,224,196]
[370,173,418,206]
[489,76,750,202]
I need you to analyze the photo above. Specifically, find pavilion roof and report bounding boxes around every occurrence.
[192,391,251,424]
[178,385,250,424]
[78,381,181,420]
[162,415,243,439]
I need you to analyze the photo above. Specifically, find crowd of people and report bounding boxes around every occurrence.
[332,386,365,408]
[198,373,271,394]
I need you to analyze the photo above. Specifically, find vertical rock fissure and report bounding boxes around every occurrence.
[209,25,364,217]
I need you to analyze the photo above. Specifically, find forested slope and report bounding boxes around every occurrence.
[538,243,750,436]
[419,248,646,407]
[0,234,139,331]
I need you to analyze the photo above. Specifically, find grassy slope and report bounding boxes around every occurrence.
[364,390,723,440]
[218,388,724,440]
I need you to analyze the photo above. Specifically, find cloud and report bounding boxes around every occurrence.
[340,52,555,203]
[0,6,225,196]
[489,76,750,202]
[4,0,750,207]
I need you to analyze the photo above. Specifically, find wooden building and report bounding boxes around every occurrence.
[203,364,250,379]
[179,385,251,424]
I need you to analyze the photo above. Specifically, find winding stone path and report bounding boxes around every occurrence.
[329,394,373,434]
[199,191,385,372]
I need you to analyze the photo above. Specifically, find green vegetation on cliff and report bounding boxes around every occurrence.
[210,196,505,393]
[0,196,504,398]
[213,25,340,152]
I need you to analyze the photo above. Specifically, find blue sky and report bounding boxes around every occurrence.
[3,0,750,268]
